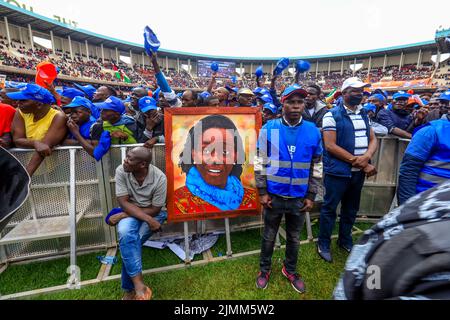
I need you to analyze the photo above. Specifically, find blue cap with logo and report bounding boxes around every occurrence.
[63,96,95,112]
[281,84,308,102]
[370,93,386,103]
[438,90,450,101]
[363,103,377,113]
[73,83,96,100]
[96,96,125,114]
[139,96,158,113]
[259,94,273,104]
[58,87,85,100]
[263,103,278,114]
[393,91,412,100]
[6,83,56,104]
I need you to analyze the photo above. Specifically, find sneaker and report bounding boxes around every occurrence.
[256,271,270,289]
[282,266,306,294]
[337,240,353,253]
[317,244,333,263]
[134,286,152,300]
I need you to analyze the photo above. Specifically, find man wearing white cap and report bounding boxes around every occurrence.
[317,77,378,263]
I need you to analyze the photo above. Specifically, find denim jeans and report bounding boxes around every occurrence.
[318,172,365,250]
[117,210,167,291]
[259,195,305,274]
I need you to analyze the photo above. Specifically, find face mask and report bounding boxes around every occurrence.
[347,95,363,107]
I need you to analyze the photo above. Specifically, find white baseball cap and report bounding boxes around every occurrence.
[341,77,371,92]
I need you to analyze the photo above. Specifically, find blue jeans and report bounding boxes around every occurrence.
[259,195,305,274]
[117,210,167,291]
[318,172,365,250]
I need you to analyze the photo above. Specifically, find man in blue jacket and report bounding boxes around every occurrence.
[255,84,322,293]
[318,77,378,263]
[397,117,450,205]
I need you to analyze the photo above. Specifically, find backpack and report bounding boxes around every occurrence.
[334,180,450,300]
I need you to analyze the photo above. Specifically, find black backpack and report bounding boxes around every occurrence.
[334,180,450,300]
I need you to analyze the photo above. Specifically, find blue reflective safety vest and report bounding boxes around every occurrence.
[416,120,450,193]
[261,118,322,198]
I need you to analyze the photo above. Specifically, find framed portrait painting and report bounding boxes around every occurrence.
[164,107,262,222]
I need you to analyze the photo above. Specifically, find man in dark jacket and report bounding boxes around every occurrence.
[302,84,328,128]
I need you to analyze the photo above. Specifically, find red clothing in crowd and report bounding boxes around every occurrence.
[0,103,16,136]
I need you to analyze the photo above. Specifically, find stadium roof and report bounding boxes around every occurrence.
[0,2,438,62]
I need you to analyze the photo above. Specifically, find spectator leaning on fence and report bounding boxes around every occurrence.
[139,96,165,148]
[397,116,450,205]
[8,84,67,176]
[255,84,322,294]
[424,90,450,123]
[375,91,426,139]
[105,147,167,301]
[317,77,378,263]
[62,96,98,157]
[90,96,143,145]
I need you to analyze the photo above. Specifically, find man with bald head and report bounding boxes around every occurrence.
[105,146,167,300]
[213,87,230,106]
[93,85,117,103]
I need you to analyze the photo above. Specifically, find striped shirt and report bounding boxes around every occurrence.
[322,105,369,172]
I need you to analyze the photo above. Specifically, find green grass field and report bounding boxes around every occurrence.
[0,222,374,300]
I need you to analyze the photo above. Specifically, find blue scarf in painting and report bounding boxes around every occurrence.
[185,166,244,211]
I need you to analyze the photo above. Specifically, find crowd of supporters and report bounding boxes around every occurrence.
[1,39,450,301]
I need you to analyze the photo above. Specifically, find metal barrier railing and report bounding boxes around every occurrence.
[0,136,409,267]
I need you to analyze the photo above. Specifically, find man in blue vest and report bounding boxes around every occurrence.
[255,84,323,293]
[318,77,378,263]
[397,117,450,205]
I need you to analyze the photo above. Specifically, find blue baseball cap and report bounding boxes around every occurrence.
[370,93,386,103]
[259,94,273,104]
[96,96,125,114]
[281,84,308,102]
[253,87,263,95]
[6,83,56,104]
[139,97,158,113]
[263,103,278,114]
[73,83,96,100]
[63,96,94,112]
[438,91,450,101]
[5,81,27,89]
[58,87,85,100]
[200,91,212,100]
[363,103,377,113]
[393,91,411,100]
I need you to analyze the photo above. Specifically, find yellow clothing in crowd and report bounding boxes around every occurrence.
[19,108,60,141]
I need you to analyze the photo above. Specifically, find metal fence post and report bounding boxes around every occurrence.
[224,218,232,257]
[305,212,314,241]
[184,222,191,265]
[96,152,116,247]
[67,148,79,288]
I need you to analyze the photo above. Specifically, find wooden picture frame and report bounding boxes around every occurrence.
[164,107,262,223]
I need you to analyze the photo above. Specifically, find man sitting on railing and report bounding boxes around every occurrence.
[8,84,67,176]
[105,147,167,300]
